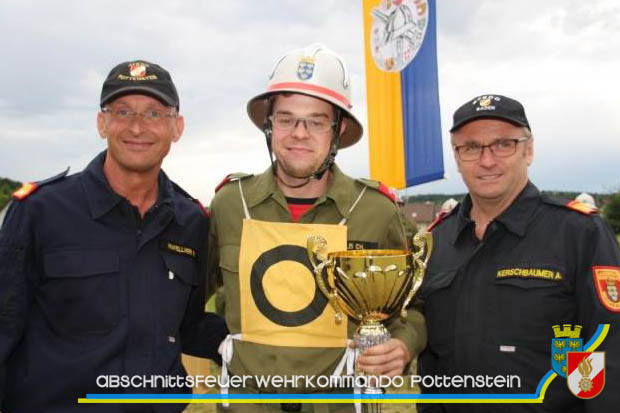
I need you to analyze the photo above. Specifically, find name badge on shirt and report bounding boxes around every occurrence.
[347,240,379,250]
[496,267,563,281]
[160,240,196,259]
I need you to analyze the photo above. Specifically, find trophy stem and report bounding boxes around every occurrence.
[355,319,391,413]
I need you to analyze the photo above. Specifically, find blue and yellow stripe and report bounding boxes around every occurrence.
[79,324,609,405]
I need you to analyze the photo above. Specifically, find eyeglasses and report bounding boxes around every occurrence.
[454,137,530,161]
[102,107,177,124]
[269,114,336,134]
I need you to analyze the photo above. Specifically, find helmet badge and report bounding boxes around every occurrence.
[296,56,315,81]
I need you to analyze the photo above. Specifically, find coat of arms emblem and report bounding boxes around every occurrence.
[551,324,582,377]
[296,57,315,81]
[128,62,147,78]
[567,352,605,399]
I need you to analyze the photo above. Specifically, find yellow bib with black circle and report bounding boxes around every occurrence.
[238,218,348,348]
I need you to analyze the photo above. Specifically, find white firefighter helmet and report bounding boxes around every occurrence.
[247,43,363,149]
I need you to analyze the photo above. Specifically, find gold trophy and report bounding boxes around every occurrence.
[307,232,432,413]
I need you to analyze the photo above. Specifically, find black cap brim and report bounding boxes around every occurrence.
[450,113,529,133]
[100,85,178,109]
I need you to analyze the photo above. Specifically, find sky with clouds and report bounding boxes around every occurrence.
[0,0,618,203]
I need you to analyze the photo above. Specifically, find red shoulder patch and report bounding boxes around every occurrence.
[427,211,449,231]
[12,182,39,200]
[566,200,598,215]
[215,174,233,194]
[592,266,620,313]
[377,182,396,203]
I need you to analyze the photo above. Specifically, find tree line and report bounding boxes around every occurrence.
[0,177,22,212]
[405,190,620,235]
[1,175,619,234]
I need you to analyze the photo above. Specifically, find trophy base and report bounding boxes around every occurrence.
[362,387,384,413]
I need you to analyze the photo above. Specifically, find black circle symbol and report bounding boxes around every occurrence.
[250,244,328,327]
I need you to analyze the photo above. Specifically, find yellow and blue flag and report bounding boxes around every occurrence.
[363,0,443,189]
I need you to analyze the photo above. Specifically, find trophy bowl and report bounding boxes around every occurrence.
[307,233,432,412]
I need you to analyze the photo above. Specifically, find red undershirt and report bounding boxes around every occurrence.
[286,197,318,222]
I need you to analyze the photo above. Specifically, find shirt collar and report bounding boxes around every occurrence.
[451,181,541,244]
[244,164,353,218]
[452,197,474,245]
[82,151,123,219]
[324,164,354,219]
[494,181,540,237]
[245,166,280,209]
[82,150,177,222]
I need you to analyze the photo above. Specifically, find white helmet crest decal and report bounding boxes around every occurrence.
[296,56,315,81]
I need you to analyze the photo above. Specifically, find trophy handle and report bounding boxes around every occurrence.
[306,235,344,324]
[307,235,328,271]
[400,231,433,318]
[413,231,433,268]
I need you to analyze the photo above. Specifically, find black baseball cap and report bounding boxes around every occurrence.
[450,94,530,132]
[100,60,179,109]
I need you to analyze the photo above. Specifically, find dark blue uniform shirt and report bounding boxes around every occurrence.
[0,151,228,412]
[418,182,620,413]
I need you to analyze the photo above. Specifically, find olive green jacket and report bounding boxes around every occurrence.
[207,165,427,392]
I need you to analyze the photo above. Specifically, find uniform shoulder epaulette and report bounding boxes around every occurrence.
[356,178,396,203]
[542,197,598,216]
[12,167,70,201]
[171,181,209,216]
[565,200,598,215]
[214,172,253,193]
[427,206,458,231]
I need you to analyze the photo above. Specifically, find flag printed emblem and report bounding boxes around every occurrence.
[370,0,428,72]
[567,352,605,399]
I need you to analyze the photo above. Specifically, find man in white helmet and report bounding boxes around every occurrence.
[207,44,425,412]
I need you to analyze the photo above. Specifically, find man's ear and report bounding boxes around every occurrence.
[97,111,107,140]
[525,137,534,166]
[172,115,185,143]
[455,152,462,173]
[339,118,347,137]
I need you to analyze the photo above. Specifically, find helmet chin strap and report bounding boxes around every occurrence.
[263,106,343,189]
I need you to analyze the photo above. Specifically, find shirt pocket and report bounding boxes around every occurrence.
[492,264,572,348]
[420,269,458,355]
[217,245,240,320]
[159,251,199,336]
[42,249,120,335]
[219,245,239,275]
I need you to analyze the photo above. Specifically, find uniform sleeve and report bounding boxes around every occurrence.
[576,217,620,410]
[384,207,410,250]
[206,199,224,301]
[0,201,33,403]
[384,207,428,359]
[179,213,228,364]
